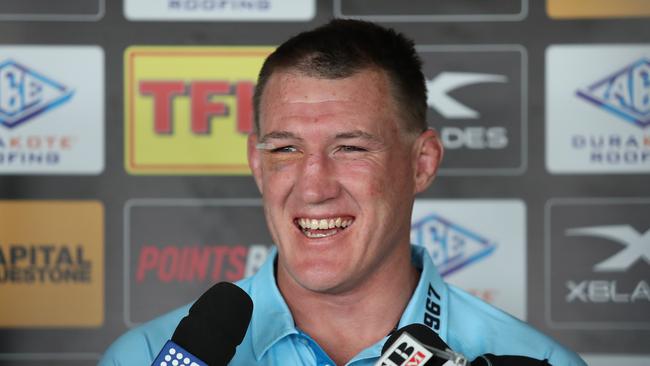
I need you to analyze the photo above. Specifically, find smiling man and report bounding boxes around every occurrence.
[100,20,586,366]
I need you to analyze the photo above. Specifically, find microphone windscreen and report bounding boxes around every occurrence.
[172,282,253,366]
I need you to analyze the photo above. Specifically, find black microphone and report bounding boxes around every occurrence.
[377,323,465,366]
[377,323,552,366]
[471,354,551,366]
[152,282,254,366]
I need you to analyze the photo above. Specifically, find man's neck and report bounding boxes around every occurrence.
[277,247,420,366]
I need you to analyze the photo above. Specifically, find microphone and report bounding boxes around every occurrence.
[377,324,552,366]
[152,282,254,366]
[470,354,551,366]
[376,324,467,366]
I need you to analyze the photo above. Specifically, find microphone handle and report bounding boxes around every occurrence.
[152,340,208,366]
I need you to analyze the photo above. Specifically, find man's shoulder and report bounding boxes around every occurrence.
[445,284,586,366]
[99,304,191,366]
[98,279,256,366]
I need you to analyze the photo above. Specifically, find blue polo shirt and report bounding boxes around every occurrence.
[99,246,586,365]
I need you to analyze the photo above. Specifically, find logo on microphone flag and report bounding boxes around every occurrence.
[377,333,433,366]
[153,340,207,366]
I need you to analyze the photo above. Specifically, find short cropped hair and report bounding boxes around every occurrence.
[253,19,427,135]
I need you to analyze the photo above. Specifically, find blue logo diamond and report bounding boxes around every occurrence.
[576,57,650,129]
[0,59,74,129]
[411,214,496,277]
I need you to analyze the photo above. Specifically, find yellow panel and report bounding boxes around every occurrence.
[548,0,650,19]
[124,46,274,175]
[0,201,104,327]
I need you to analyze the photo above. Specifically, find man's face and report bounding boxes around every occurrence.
[249,68,435,294]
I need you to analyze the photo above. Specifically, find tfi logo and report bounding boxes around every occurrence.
[576,58,650,129]
[546,199,650,330]
[139,80,253,135]
[0,60,73,129]
[411,213,497,276]
[125,47,272,174]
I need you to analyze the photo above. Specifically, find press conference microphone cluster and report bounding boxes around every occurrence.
[375,324,552,366]
[151,282,253,366]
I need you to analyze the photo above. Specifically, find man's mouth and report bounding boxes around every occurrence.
[294,216,355,238]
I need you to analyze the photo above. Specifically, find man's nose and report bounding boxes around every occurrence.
[296,152,341,204]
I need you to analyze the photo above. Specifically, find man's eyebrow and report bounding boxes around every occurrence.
[335,130,380,141]
[259,131,303,143]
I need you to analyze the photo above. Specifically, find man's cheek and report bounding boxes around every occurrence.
[263,154,301,172]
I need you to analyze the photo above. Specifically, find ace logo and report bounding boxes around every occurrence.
[546,45,650,174]
[0,60,73,129]
[0,46,104,174]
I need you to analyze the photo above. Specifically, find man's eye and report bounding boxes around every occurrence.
[271,146,298,153]
[338,145,367,153]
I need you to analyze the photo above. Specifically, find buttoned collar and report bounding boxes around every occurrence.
[248,245,449,362]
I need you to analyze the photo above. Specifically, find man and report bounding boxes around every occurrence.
[101,20,586,365]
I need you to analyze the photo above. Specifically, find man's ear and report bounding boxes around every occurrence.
[247,133,263,194]
[412,128,444,194]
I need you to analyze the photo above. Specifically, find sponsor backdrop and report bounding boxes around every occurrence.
[0,0,647,364]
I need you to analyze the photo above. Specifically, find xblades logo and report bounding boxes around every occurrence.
[426,72,507,119]
[576,57,650,128]
[564,225,650,304]
[0,60,73,129]
[566,225,650,272]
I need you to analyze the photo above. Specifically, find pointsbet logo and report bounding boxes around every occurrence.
[124,46,272,174]
[135,244,269,284]
[125,198,272,325]
[0,201,104,327]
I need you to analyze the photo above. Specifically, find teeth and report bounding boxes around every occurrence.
[297,217,354,230]
[305,229,338,238]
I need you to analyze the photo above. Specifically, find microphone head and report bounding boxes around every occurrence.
[382,324,452,366]
[172,282,253,366]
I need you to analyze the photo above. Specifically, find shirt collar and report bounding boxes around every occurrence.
[349,245,450,363]
[249,247,298,360]
[248,245,449,362]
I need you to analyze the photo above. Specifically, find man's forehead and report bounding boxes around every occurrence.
[259,69,393,122]
[263,68,389,101]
